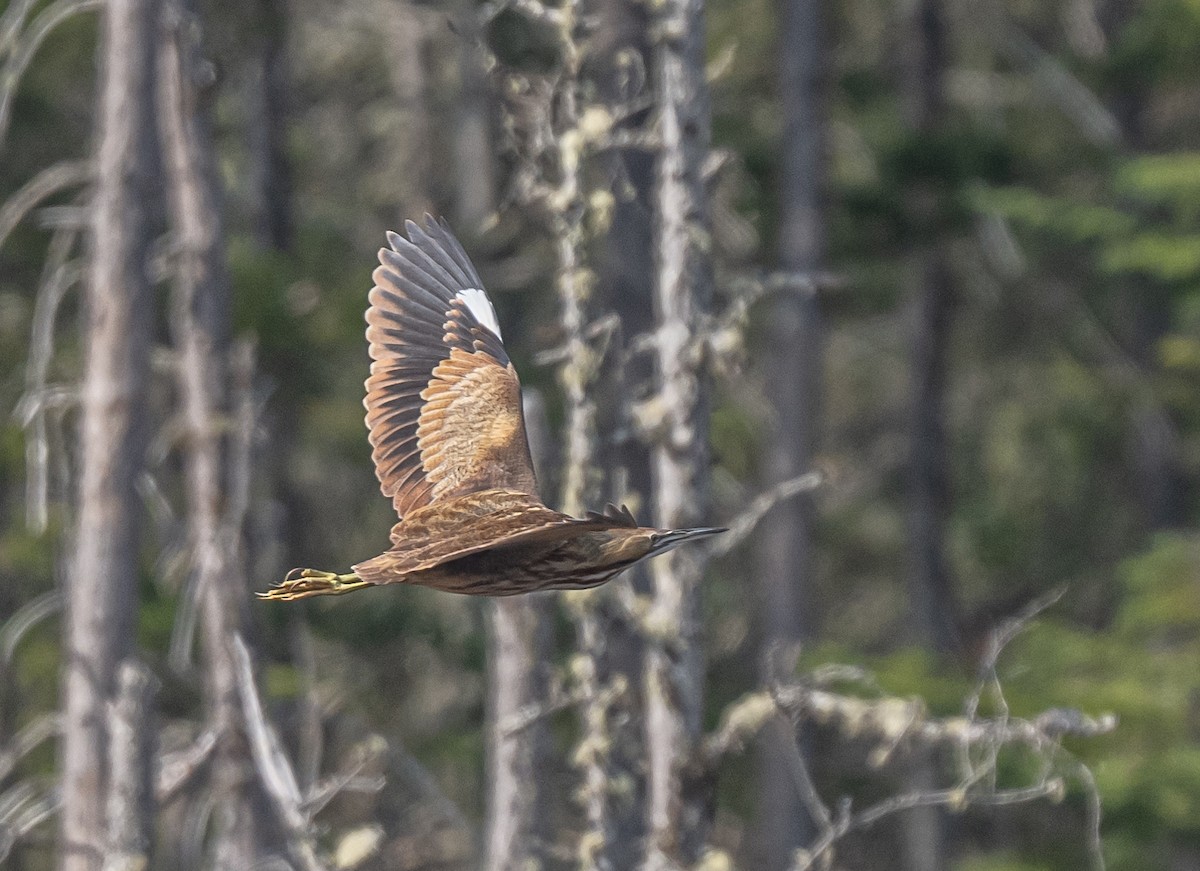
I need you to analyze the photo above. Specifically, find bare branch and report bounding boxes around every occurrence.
[15,223,83,531]
[0,160,92,250]
[707,472,823,558]
[154,729,218,803]
[695,606,1115,871]
[0,714,61,783]
[0,0,104,147]
[231,634,328,871]
[0,782,60,863]
[0,0,38,58]
[0,591,62,673]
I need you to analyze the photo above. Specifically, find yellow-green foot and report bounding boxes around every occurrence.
[258,569,371,601]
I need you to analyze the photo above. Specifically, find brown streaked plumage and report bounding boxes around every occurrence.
[259,217,724,601]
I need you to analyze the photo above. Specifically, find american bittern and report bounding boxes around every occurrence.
[260,217,723,601]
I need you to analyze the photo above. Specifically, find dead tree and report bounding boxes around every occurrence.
[644,0,715,861]
[756,0,827,864]
[902,1,955,866]
[484,394,554,871]
[245,0,293,252]
[905,0,958,658]
[157,0,271,865]
[102,661,158,871]
[59,1,159,868]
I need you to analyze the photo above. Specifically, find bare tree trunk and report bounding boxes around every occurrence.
[905,0,958,659]
[380,0,433,220]
[644,0,714,862]
[909,252,957,655]
[902,0,954,867]
[60,1,158,867]
[756,0,825,864]
[157,2,270,866]
[453,1,495,232]
[246,0,293,252]
[484,393,553,871]
[102,661,157,871]
[591,9,656,860]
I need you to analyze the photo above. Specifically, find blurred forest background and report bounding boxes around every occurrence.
[0,0,1196,868]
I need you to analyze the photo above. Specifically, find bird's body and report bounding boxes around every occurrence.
[260,218,722,602]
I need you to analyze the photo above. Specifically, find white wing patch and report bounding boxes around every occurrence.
[458,288,503,340]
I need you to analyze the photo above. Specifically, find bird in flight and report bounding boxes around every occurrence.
[260,217,724,600]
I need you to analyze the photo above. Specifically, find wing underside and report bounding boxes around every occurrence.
[364,217,538,519]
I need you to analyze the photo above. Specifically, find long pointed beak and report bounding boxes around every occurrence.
[652,526,728,554]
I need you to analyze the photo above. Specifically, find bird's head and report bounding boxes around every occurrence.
[645,526,727,558]
[596,525,726,572]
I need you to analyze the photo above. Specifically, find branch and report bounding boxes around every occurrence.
[14,222,83,532]
[155,729,217,803]
[0,782,60,863]
[0,160,91,251]
[707,471,823,558]
[0,714,61,782]
[231,634,328,871]
[0,0,104,148]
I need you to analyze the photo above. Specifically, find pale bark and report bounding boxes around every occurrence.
[484,394,553,871]
[102,661,157,871]
[644,0,714,861]
[453,0,495,232]
[157,1,270,865]
[59,0,158,867]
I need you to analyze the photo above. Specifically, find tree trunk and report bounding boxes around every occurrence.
[246,0,293,252]
[909,253,957,655]
[904,0,959,659]
[755,0,825,864]
[157,1,272,866]
[102,661,157,871]
[452,0,495,232]
[60,1,158,867]
[592,7,656,861]
[644,0,714,862]
[484,393,553,871]
[902,0,954,867]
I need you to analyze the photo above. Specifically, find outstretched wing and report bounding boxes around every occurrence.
[364,217,538,519]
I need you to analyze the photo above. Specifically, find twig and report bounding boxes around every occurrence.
[301,735,386,817]
[0,714,61,783]
[0,592,62,672]
[231,634,328,871]
[707,471,823,558]
[155,729,218,803]
[0,0,38,58]
[0,782,60,863]
[14,222,82,531]
[0,0,104,147]
[0,160,91,249]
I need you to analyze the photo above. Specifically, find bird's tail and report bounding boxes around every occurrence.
[257,568,371,601]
